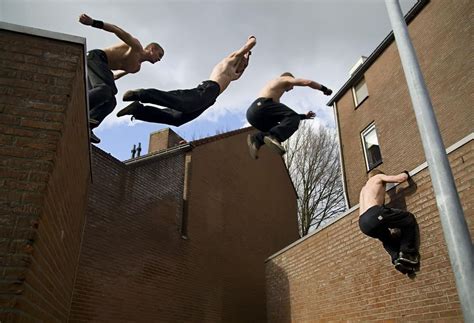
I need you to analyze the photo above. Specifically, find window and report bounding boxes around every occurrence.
[361,123,382,171]
[353,77,369,107]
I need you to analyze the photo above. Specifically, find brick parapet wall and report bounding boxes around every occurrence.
[0,27,90,322]
[69,147,187,322]
[266,139,473,322]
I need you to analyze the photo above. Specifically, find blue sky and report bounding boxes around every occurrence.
[1,0,416,160]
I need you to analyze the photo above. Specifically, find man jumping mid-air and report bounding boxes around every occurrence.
[116,36,257,127]
[246,72,332,159]
[79,13,164,143]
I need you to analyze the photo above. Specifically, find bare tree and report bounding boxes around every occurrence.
[283,122,346,237]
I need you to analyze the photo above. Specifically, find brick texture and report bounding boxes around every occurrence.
[336,0,473,207]
[69,129,299,322]
[0,29,90,322]
[148,128,185,154]
[266,141,473,322]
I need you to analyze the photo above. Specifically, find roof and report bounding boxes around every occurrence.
[190,126,254,147]
[326,0,430,106]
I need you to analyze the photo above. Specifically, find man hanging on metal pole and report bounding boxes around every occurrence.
[384,0,473,320]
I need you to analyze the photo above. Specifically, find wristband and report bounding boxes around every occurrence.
[91,20,104,29]
[320,85,328,92]
[403,170,411,179]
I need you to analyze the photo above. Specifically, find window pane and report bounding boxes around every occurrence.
[354,78,369,105]
[362,126,382,170]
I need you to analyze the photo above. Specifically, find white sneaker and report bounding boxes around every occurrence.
[263,136,286,155]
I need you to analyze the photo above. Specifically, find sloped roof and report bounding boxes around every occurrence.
[326,0,429,106]
[190,126,254,147]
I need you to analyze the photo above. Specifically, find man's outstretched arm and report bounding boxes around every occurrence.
[233,36,257,57]
[289,78,333,95]
[380,173,409,184]
[79,14,143,50]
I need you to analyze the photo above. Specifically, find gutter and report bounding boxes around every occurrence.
[326,0,430,106]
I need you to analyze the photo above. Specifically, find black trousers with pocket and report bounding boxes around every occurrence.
[246,97,305,146]
[359,205,419,263]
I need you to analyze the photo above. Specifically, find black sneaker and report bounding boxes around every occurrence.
[247,135,259,160]
[90,130,100,144]
[394,259,419,277]
[263,136,286,155]
[122,90,142,102]
[117,101,143,118]
[398,251,420,265]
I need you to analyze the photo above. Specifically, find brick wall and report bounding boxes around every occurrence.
[0,27,90,322]
[266,140,473,322]
[69,147,188,322]
[188,130,299,322]
[335,0,473,207]
[148,128,184,154]
[70,129,299,322]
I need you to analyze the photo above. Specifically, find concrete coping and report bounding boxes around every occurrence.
[0,21,86,45]
[266,132,473,262]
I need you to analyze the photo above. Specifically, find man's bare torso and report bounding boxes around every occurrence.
[258,78,287,102]
[209,55,245,94]
[359,175,386,216]
[103,43,143,73]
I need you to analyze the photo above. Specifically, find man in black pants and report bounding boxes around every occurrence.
[246,72,332,159]
[116,36,256,126]
[79,13,164,143]
[359,169,420,275]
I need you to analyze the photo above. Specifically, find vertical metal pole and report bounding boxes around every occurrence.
[384,0,473,320]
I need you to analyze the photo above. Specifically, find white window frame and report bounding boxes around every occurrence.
[361,123,383,171]
[352,77,369,108]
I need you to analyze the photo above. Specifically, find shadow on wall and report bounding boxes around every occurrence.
[266,261,291,323]
[386,177,421,257]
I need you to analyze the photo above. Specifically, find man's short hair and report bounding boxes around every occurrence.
[368,169,385,178]
[146,42,163,52]
[280,72,294,78]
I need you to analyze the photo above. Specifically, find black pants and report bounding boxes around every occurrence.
[359,205,419,263]
[246,98,302,146]
[87,50,117,127]
[131,80,220,126]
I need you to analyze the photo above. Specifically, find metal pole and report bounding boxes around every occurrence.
[384,0,473,320]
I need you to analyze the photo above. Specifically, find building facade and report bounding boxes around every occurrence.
[69,128,299,322]
[0,23,299,322]
[266,0,473,321]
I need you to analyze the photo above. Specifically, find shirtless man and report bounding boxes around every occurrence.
[115,36,256,127]
[359,169,420,275]
[246,72,332,159]
[79,13,164,143]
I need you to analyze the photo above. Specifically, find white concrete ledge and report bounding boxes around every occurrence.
[0,21,85,44]
[266,132,473,262]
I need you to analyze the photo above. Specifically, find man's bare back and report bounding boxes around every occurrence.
[258,74,333,102]
[359,172,409,215]
[258,77,290,102]
[209,36,256,94]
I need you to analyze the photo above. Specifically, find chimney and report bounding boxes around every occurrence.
[148,128,185,154]
[349,56,368,76]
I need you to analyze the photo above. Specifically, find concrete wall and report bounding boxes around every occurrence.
[266,139,473,322]
[335,0,473,207]
[0,25,90,322]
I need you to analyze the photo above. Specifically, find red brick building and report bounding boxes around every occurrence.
[70,128,298,322]
[0,22,299,322]
[266,0,473,321]
[0,22,91,322]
